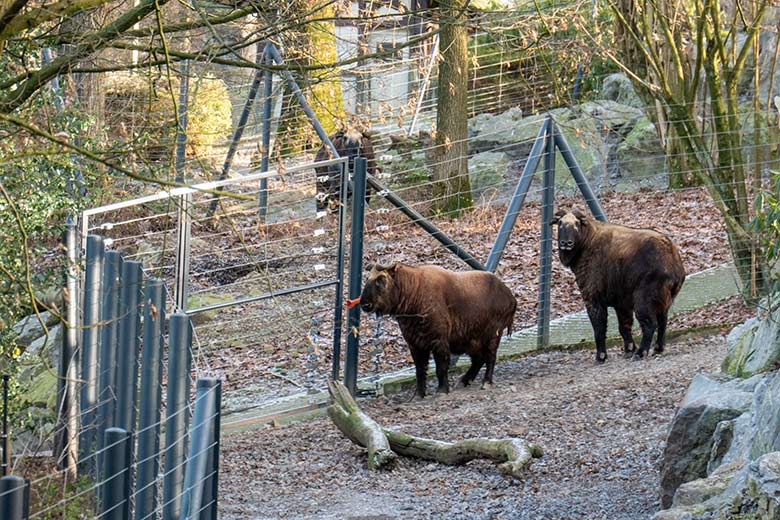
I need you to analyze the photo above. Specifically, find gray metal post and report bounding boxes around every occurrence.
[485,119,550,272]
[201,380,221,520]
[175,60,190,184]
[80,234,105,466]
[553,125,607,222]
[100,428,130,520]
[115,261,143,434]
[56,220,79,476]
[1,376,8,477]
[98,254,123,405]
[178,378,219,520]
[97,251,123,479]
[174,193,192,312]
[135,279,166,520]
[258,46,273,221]
[331,161,349,381]
[164,313,193,520]
[344,158,368,395]
[0,475,26,520]
[537,118,555,349]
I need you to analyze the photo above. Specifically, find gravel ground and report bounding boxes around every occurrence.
[220,332,730,520]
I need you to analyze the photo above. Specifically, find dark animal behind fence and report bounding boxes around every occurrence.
[314,130,377,211]
[360,263,517,398]
[552,209,686,363]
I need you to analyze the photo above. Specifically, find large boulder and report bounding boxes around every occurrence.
[12,311,59,348]
[743,451,780,519]
[749,373,780,460]
[659,373,755,508]
[615,115,666,182]
[722,307,780,378]
[600,73,644,108]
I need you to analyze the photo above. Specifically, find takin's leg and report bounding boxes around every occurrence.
[615,306,636,357]
[459,354,484,387]
[654,311,668,355]
[410,348,430,399]
[586,302,609,363]
[432,348,451,394]
[634,305,658,360]
[481,336,500,389]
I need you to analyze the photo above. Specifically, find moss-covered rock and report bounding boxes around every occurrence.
[722,309,780,378]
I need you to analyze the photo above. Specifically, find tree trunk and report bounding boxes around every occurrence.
[327,381,543,477]
[430,0,473,216]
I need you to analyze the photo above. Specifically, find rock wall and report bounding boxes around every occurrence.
[655,306,780,519]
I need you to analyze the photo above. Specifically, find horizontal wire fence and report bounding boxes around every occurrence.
[7,1,780,517]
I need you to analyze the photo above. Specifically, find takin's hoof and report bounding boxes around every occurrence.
[632,351,646,361]
[456,379,471,389]
[409,392,426,402]
[480,381,494,390]
[652,347,665,356]
[595,353,608,364]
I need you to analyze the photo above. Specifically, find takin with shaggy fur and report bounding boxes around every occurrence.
[314,130,377,212]
[552,209,686,363]
[359,263,517,398]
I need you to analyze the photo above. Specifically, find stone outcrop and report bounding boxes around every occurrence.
[653,311,780,519]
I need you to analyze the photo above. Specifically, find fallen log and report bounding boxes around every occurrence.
[327,380,396,470]
[327,381,543,477]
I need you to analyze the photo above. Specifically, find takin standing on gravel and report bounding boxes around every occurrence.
[313,129,377,212]
[358,263,517,399]
[552,209,686,363]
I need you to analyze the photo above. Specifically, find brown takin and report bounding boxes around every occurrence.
[359,263,517,398]
[552,209,686,363]
[314,129,377,212]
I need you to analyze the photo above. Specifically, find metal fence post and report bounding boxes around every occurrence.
[258,45,273,221]
[174,193,192,313]
[179,378,219,520]
[135,279,166,520]
[553,125,608,222]
[80,234,105,468]
[485,118,550,272]
[344,157,368,396]
[97,251,123,471]
[537,116,555,349]
[331,161,349,381]
[1,375,8,477]
[100,428,130,520]
[201,380,221,520]
[56,219,79,477]
[115,261,143,433]
[164,313,193,520]
[0,475,26,520]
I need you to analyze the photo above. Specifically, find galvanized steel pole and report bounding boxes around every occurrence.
[80,234,105,467]
[97,251,123,464]
[331,161,349,381]
[201,380,221,520]
[259,45,273,221]
[115,261,143,434]
[164,313,193,520]
[179,378,219,520]
[100,428,130,520]
[344,158,368,395]
[537,117,555,349]
[135,279,166,520]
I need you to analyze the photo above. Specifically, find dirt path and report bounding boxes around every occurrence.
[220,333,729,519]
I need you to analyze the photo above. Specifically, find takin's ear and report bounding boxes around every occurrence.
[551,209,566,225]
[365,262,376,272]
[573,210,589,225]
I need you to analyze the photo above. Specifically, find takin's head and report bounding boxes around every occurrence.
[551,209,590,255]
[360,263,402,316]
